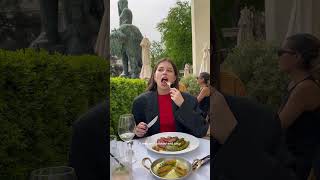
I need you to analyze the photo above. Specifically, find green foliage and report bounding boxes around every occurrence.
[110,29,123,58]
[150,41,168,69]
[110,78,146,136]
[0,49,108,179]
[179,75,200,96]
[223,41,288,108]
[157,1,192,70]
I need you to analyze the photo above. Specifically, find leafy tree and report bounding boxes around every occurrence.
[150,40,167,68]
[157,1,192,70]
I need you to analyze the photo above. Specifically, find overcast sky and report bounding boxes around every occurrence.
[110,0,191,42]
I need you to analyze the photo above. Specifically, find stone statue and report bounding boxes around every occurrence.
[120,8,133,25]
[30,0,104,55]
[118,0,128,17]
[184,64,190,77]
[110,0,142,78]
[110,24,143,78]
[237,6,254,46]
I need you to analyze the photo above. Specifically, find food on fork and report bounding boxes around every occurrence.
[160,76,172,88]
[165,81,172,87]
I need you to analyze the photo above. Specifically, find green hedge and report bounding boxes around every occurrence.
[110,78,146,135]
[223,40,288,108]
[0,49,108,179]
[179,75,200,96]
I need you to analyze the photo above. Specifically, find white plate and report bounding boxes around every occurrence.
[145,132,199,155]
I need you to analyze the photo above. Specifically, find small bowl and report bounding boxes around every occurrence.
[142,157,192,180]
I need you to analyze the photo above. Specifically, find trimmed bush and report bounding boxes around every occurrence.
[110,78,146,136]
[223,40,288,108]
[0,49,108,179]
[179,75,200,96]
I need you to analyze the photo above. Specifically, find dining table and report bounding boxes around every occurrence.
[130,137,210,179]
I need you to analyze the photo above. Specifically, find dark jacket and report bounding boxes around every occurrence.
[213,96,298,180]
[132,91,209,138]
[69,102,108,180]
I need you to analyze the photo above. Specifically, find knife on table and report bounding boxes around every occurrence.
[147,116,158,128]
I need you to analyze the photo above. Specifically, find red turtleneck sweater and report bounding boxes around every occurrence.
[158,94,176,132]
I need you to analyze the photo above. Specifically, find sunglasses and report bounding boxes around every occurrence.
[277,49,296,57]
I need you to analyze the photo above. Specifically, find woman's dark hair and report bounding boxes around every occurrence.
[147,58,179,91]
[286,33,320,70]
[199,72,210,85]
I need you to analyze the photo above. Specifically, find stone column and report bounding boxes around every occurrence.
[191,0,210,76]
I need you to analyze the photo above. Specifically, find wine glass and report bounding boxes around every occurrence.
[30,166,77,180]
[110,155,133,180]
[118,114,136,159]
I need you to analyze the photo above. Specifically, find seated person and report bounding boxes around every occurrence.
[132,58,209,138]
[277,33,320,180]
[197,72,211,118]
[69,101,108,180]
[210,87,298,180]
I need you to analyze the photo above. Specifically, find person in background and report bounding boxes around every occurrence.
[69,102,108,180]
[210,87,297,180]
[277,33,320,180]
[196,72,210,118]
[132,58,209,138]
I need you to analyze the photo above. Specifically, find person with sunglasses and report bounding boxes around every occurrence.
[277,33,320,180]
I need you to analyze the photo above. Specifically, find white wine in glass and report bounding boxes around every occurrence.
[119,132,135,142]
[118,114,136,160]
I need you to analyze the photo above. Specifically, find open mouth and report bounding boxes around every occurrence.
[161,77,170,87]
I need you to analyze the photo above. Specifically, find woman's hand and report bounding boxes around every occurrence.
[170,88,184,107]
[135,122,148,137]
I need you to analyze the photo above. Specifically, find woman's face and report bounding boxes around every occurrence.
[197,76,204,85]
[278,41,299,73]
[154,61,176,91]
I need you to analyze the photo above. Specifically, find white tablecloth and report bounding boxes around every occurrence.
[131,138,210,180]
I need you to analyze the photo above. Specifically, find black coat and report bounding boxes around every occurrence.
[132,91,209,138]
[213,96,298,180]
[69,102,108,180]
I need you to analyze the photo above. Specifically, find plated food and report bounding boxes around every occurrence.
[142,157,192,180]
[153,159,188,178]
[152,136,190,152]
[146,132,199,155]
